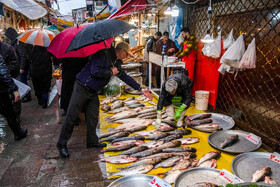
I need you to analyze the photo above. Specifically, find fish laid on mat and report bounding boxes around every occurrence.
[137,107,156,115]
[177,137,200,145]
[141,140,165,149]
[142,97,151,103]
[136,95,146,101]
[113,123,146,131]
[161,120,177,128]
[111,135,145,143]
[99,155,137,164]
[107,107,130,114]
[264,176,279,185]
[108,110,138,122]
[197,151,221,166]
[127,104,145,109]
[142,153,174,160]
[99,129,123,139]
[141,114,157,119]
[157,124,175,132]
[131,148,162,158]
[198,159,217,168]
[100,144,136,153]
[132,130,160,136]
[219,134,239,149]
[138,112,157,118]
[188,113,212,121]
[169,129,192,136]
[124,97,135,102]
[100,131,129,142]
[251,167,271,182]
[108,164,153,177]
[154,156,184,169]
[159,134,182,143]
[156,140,182,150]
[132,106,154,113]
[125,100,141,105]
[162,147,197,153]
[125,125,148,133]
[145,132,169,140]
[148,100,157,106]
[101,104,110,112]
[112,140,144,146]
[113,118,152,124]
[117,158,162,170]
[110,100,124,110]
[119,146,149,155]
[189,123,222,132]
[100,97,117,105]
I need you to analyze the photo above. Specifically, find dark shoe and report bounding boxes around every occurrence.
[22,93,31,103]
[14,128,27,141]
[56,143,69,158]
[42,102,47,109]
[87,143,107,148]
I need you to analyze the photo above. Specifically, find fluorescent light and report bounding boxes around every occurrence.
[164,7,173,15]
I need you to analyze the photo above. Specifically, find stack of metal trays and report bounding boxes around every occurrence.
[108,174,153,187]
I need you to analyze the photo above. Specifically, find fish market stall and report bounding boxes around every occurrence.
[97,93,272,186]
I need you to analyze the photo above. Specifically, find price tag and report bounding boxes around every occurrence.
[219,169,244,184]
[269,152,280,164]
[149,176,172,187]
[222,115,232,122]
[246,133,261,145]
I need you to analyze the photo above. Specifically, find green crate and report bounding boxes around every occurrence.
[172,96,182,108]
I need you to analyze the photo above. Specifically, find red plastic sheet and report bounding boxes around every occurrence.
[192,41,224,109]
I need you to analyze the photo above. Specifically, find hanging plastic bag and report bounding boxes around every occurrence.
[220,34,245,68]
[105,76,121,97]
[223,29,235,49]
[202,34,214,57]
[239,38,256,69]
[211,31,221,58]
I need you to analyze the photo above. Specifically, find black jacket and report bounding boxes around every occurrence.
[0,55,18,94]
[157,70,193,110]
[0,42,19,78]
[146,36,156,52]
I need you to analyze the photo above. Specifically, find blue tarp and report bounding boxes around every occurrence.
[168,8,183,49]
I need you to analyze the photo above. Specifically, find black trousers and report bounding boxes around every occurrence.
[0,92,22,136]
[31,74,51,100]
[58,81,99,146]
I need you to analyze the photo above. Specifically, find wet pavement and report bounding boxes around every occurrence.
[0,81,113,187]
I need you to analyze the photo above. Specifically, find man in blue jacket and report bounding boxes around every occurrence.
[57,42,153,158]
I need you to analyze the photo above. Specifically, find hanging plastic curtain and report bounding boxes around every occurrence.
[169,8,183,49]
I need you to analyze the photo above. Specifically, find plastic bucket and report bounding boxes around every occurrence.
[195,90,209,110]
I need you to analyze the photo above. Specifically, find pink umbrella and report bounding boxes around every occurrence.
[47,25,113,58]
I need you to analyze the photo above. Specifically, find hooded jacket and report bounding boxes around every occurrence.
[0,55,18,94]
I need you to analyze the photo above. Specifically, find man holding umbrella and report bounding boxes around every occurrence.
[57,42,153,158]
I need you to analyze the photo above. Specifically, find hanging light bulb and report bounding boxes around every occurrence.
[201,29,214,43]
[164,7,173,15]
[172,4,179,17]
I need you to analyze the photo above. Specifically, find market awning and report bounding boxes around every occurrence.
[108,0,147,19]
[1,0,47,20]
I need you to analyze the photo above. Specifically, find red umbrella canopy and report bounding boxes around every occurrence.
[47,25,113,58]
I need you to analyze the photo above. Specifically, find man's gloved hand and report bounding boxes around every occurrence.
[13,90,20,102]
[174,104,187,120]
[154,110,162,129]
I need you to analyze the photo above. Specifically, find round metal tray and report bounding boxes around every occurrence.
[186,113,235,131]
[108,174,154,187]
[208,130,262,153]
[174,168,228,187]
[231,152,280,184]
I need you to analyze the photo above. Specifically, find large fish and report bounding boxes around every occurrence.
[188,113,212,121]
[148,100,157,106]
[127,104,145,109]
[111,135,145,143]
[110,100,124,110]
[131,148,162,157]
[138,112,157,118]
[161,120,177,128]
[264,176,279,185]
[99,155,137,164]
[137,107,157,115]
[142,153,174,160]
[198,159,217,168]
[119,146,149,155]
[125,100,141,105]
[101,104,110,112]
[219,134,239,149]
[100,97,117,105]
[154,156,184,169]
[156,140,181,150]
[100,144,136,153]
[169,129,192,136]
[107,107,130,114]
[159,134,182,143]
[108,164,153,177]
[145,132,170,140]
[108,111,138,122]
[169,158,198,173]
[136,95,146,101]
[113,123,148,131]
[251,167,271,182]
[112,140,144,146]
[114,118,152,125]
[157,124,175,132]
[197,151,221,166]
[186,118,213,126]
[171,152,197,158]
[141,140,165,148]
[99,129,123,139]
[117,158,162,170]
[141,114,157,119]
[177,137,200,145]
[162,147,197,153]
[100,131,129,142]
[125,125,148,133]
[132,130,160,136]
[132,106,154,113]
[189,123,222,132]
[124,97,135,102]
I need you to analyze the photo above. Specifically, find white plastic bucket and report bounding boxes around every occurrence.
[195,90,210,110]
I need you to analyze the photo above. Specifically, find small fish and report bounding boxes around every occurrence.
[141,114,157,119]
[169,129,192,136]
[156,140,182,150]
[157,124,175,132]
[100,131,129,142]
[119,146,149,155]
[141,140,165,148]
[136,95,146,101]
[138,112,157,118]
[108,111,138,122]
[100,144,136,153]
[148,100,157,106]
[132,106,154,113]
[111,135,145,143]
[186,118,213,126]
[125,125,148,133]
[131,148,162,157]
[108,164,153,177]
[101,104,110,112]
[251,167,271,182]
[162,147,197,153]
[219,134,239,149]
[198,159,217,168]
[117,158,162,170]
[110,100,124,110]
[113,118,142,124]
[188,113,212,121]
[145,132,169,140]
[189,123,222,132]
[177,137,200,145]
[124,97,135,102]
[170,158,198,173]
[155,156,184,169]
[142,153,174,160]
[137,107,157,115]
[132,130,159,136]
[100,97,117,105]
[99,155,137,164]
[113,123,146,131]
[142,98,151,103]
[99,129,123,139]
[112,140,144,146]
[264,176,279,185]
[125,100,141,105]
[107,107,130,114]
[161,120,177,128]
[171,152,197,158]
[127,104,145,109]
[159,134,182,143]
[197,151,221,166]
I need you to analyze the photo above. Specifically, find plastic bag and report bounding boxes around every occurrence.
[105,76,121,97]
[12,78,31,100]
[56,79,62,96]
[239,38,256,69]
[202,34,213,57]
[211,31,221,58]
[223,29,235,49]
[220,34,245,68]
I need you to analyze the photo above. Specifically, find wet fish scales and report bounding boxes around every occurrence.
[111,135,145,143]
[101,104,110,112]
[99,155,137,164]
[141,140,165,148]
[156,140,181,150]
[131,148,162,157]
[161,120,177,128]
[162,147,197,153]
[138,112,157,118]
[154,156,184,169]
[99,129,123,139]
[187,118,213,126]
[107,107,129,114]
[159,134,182,142]
[112,140,144,146]
[142,153,174,160]
[124,97,135,102]
[100,131,129,142]
[119,146,149,155]
[188,113,212,121]
[111,100,124,110]
[264,176,279,185]
[177,137,200,145]
[145,132,169,140]
[190,123,222,132]
[101,144,136,153]
[169,129,192,136]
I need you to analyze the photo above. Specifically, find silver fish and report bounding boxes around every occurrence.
[127,104,145,109]
[264,176,279,185]
[132,130,159,136]
[132,106,154,113]
[141,140,165,148]
[107,107,130,114]
[177,137,200,145]
[124,97,135,102]
[251,167,271,182]
[159,134,182,143]
[99,155,137,164]
[125,100,141,105]
[100,144,136,153]
[136,95,146,101]
[118,158,161,170]
[108,110,138,121]
[110,100,124,110]
[169,158,198,173]
[188,113,212,121]
[154,156,184,169]
[141,98,151,103]
[138,112,157,118]
[108,164,153,177]
[113,118,152,124]
[161,120,177,128]
[189,123,222,132]
[169,129,192,136]
[197,151,221,166]
[112,140,145,146]
[145,132,169,140]
[162,147,197,153]
[148,100,157,106]
[157,124,175,132]
[119,146,149,155]
[198,159,217,168]
[186,118,213,126]
[141,114,157,119]
[100,131,129,142]
[219,134,239,149]
[111,135,145,143]
[100,97,117,105]
[142,153,174,160]
[137,107,157,115]
[99,129,123,139]
[125,125,148,133]
[113,123,146,131]
[101,104,110,112]
[156,140,181,150]
[131,148,162,157]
